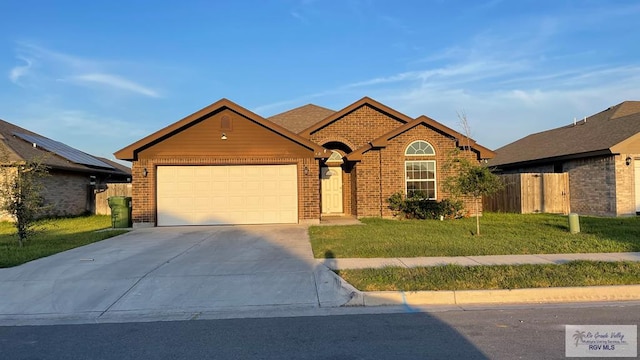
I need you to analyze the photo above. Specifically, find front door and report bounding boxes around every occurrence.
[321,167,343,214]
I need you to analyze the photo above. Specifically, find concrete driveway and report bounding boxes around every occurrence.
[0,225,355,324]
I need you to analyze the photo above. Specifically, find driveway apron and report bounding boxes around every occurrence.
[0,225,353,321]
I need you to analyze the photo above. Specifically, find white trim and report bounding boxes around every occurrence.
[405,140,435,156]
[404,160,437,199]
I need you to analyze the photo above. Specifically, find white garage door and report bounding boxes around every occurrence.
[157,165,298,226]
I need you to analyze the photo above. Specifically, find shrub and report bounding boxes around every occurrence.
[387,192,464,220]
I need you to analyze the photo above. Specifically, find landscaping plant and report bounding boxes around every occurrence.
[0,149,50,247]
[387,191,464,220]
[443,112,503,235]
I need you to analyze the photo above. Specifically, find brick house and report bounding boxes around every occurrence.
[0,119,131,220]
[114,97,494,227]
[489,101,640,217]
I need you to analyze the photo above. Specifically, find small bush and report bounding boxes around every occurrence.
[387,192,464,220]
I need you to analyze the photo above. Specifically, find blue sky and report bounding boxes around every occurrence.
[1,0,639,162]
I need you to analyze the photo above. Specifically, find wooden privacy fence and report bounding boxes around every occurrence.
[483,173,570,214]
[95,183,132,215]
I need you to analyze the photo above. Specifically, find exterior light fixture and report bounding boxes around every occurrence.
[143,168,148,177]
[303,166,309,175]
[626,156,632,166]
[221,133,228,140]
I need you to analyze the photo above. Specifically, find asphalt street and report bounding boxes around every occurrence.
[1,302,638,359]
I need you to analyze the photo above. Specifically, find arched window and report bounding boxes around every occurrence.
[326,150,343,163]
[405,140,435,156]
[404,141,436,199]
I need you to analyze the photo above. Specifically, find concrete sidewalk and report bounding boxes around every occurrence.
[320,252,640,270]
[316,252,640,307]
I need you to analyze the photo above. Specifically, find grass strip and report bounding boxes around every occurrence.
[310,213,640,258]
[0,215,128,268]
[336,261,640,291]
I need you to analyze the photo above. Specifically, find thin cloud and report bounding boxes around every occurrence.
[8,56,33,85]
[12,104,153,160]
[71,73,161,98]
[11,42,161,97]
[254,53,639,149]
[378,15,413,34]
[290,11,306,22]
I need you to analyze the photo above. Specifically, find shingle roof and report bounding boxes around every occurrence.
[268,104,335,134]
[115,98,328,161]
[0,118,130,177]
[489,101,640,168]
[96,157,132,176]
[347,115,495,161]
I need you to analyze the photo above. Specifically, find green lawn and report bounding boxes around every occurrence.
[310,213,640,258]
[336,261,640,291]
[0,215,128,268]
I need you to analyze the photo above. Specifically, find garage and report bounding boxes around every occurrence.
[157,165,298,226]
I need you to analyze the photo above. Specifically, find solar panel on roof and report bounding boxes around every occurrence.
[13,132,115,169]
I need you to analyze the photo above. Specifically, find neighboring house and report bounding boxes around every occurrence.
[0,119,131,220]
[489,101,640,217]
[114,97,494,227]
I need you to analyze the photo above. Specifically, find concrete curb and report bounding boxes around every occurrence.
[344,285,640,307]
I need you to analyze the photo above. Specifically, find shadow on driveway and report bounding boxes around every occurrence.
[0,224,489,358]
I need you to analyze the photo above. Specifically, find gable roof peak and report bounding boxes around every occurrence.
[299,96,414,137]
[489,100,640,168]
[115,98,327,161]
[347,114,495,161]
[610,100,640,119]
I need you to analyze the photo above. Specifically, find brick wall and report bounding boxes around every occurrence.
[310,104,404,217]
[41,171,91,217]
[501,155,640,217]
[615,153,639,216]
[350,165,358,216]
[310,105,404,150]
[356,151,382,217]
[308,106,482,218]
[342,166,353,215]
[558,156,616,216]
[301,158,320,221]
[379,125,479,217]
[0,169,126,221]
[131,156,320,226]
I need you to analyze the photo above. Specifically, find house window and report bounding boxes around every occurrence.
[405,140,435,156]
[405,161,436,199]
[326,150,343,164]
